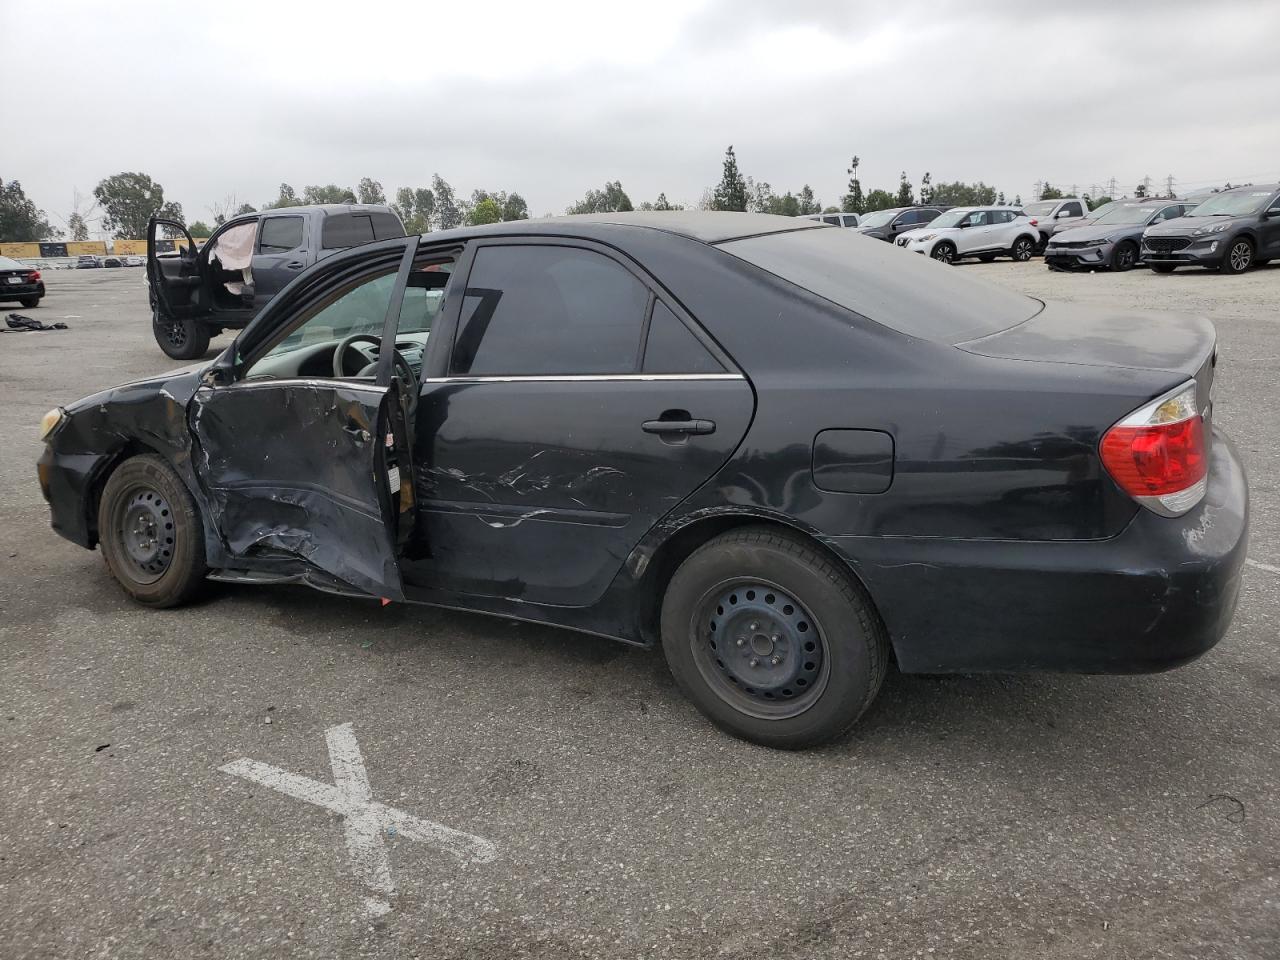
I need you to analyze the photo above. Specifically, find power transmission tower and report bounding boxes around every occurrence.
[1108,177,1117,198]
[1033,180,1043,201]
[1165,174,1176,197]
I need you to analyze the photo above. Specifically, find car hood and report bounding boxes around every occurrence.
[1048,222,1141,244]
[65,362,208,415]
[897,227,940,241]
[1145,215,1247,238]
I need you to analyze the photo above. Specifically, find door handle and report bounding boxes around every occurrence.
[285,261,306,270]
[642,418,716,436]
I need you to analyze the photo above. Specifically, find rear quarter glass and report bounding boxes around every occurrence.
[720,228,1039,343]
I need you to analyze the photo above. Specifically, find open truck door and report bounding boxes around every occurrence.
[147,217,211,360]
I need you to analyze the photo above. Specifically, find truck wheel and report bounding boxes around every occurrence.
[661,527,890,749]
[1110,241,1138,272]
[153,309,211,360]
[99,455,207,608]
[1220,238,1254,274]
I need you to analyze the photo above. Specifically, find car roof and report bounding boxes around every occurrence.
[420,211,830,246]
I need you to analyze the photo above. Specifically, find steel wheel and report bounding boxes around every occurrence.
[114,485,176,583]
[691,578,830,720]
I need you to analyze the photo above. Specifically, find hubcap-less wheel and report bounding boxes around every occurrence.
[692,579,829,719]
[160,317,186,349]
[117,487,176,583]
[1229,241,1252,272]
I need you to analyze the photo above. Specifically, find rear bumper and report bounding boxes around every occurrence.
[1,281,43,299]
[826,427,1249,674]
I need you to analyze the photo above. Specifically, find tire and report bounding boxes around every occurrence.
[1011,236,1035,262]
[1220,237,1254,274]
[1036,232,1050,254]
[978,253,996,263]
[931,241,956,264]
[661,527,890,749]
[98,455,207,607]
[153,308,211,360]
[1110,240,1138,272]
[1149,264,1176,274]
[20,297,40,308]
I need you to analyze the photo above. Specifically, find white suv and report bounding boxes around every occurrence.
[896,206,1039,264]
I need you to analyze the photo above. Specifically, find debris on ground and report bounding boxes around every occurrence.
[5,313,69,332]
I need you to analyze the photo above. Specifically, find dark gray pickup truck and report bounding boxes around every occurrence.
[147,204,405,359]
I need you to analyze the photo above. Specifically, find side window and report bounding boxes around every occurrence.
[248,271,396,377]
[822,215,841,226]
[918,209,941,223]
[966,211,990,227]
[892,211,915,227]
[1267,195,1280,213]
[1154,206,1180,223]
[322,214,376,249]
[452,246,649,376]
[643,302,725,375]
[841,214,859,228]
[1062,202,1084,217]
[258,216,304,254]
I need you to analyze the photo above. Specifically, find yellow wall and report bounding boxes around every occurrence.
[112,239,149,256]
[66,241,109,257]
[0,242,41,258]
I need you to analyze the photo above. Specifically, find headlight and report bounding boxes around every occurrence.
[916,234,935,242]
[39,407,66,441]
[1192,222,1231,236]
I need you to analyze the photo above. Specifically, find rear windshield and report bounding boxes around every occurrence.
[321,212,406,248]
[719,228,1040,343]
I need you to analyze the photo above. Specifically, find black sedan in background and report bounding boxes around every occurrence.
[1143,183,1280,273]
[0,255,45,307]
[36,213,1247,748]
[1046,200,1199,271]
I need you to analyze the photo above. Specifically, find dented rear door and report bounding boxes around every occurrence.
[190,379,404,599]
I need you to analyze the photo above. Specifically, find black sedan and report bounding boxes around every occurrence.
[0,255,45,307]
[36,213,1248,748]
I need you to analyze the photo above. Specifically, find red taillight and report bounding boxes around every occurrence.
[27,270,41,282]
[1100,382,1207,516]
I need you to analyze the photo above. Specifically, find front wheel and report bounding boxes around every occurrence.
[1110,240,1138,272]
[1220,238,1254,274]
[1011,236,1035,262]
[99,455,207,607]
[661,527,889,749]
[153,308,212,360]
[931,241,956,264]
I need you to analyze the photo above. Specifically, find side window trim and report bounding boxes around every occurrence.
[437,236,741,381]
[257,215,306,254]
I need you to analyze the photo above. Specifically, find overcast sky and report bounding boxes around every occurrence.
[6,0,1280,233]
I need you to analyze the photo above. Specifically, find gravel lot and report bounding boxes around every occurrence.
[2,260,1278,959]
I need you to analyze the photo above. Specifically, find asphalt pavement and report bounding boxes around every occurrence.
[1,261,1277,959]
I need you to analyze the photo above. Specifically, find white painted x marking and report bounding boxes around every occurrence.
[220,722,496,918]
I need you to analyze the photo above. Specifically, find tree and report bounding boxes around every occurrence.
[1,179,60,240]
[822,206,841,214]
[1039,182,1064,201]
[566,180,633,214]
[1134,180,1148,199]
[930,181,998,206]
[235,203,256,216]
[1088,195,1112,210]
[67,212,89,241]
[392,186,435,233]
[431,175,462,230]
[502,192,529,221]
[864,188,896,212]
[1013,194,1022,206]
[997,191,1006,205]
[302,184,358,205]
[919,171,933,205]
[842,156,864,214]
[356,178,385,205]
[797,184,821,216]
[187,220,213,237]
[895,171,914,206]
[468,197,503,225]
[92,172,179,238]
[711,145,749,212]
[267,183,302,208]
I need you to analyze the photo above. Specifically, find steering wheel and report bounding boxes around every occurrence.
[332,333,419,417]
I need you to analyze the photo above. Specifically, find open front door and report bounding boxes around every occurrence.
[146,217,199,319]
[188,237,421,601]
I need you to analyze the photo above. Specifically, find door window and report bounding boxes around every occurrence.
[892,211,917,228]
[990,210,1014,224]
[643,302,725,374]
[822,215,841,226]
[963,211,990,227]
[1061,202,1084,217]
[258,216,304,254]
[451,246,649,376]
[840,215,859,227]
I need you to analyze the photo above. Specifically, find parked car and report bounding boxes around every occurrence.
[802,212,860,228]
[895,206,1039,263]
[37,212,1247,748]
[1021,197,1090,249]
[1142,184,1280,274]
[147,203,406,360]
[102,256,123,268]
[855,206,947,243]
[0,255,45,308]
[123,255,145,267]
[1046,200,1200,272]
[76,255,101,269]
[1047,199,1124,237]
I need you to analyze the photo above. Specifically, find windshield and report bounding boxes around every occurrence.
[721,227,1038,343]
[1184,189,1276,217]
[1023,201,1057,217]
[858,209,900,229]
[0,256,28,270]
[1093,204,1160,225]
[926,209,972,229]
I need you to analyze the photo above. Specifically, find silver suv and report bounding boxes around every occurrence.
[1021,197,1090,249]
[896,206,1040,263]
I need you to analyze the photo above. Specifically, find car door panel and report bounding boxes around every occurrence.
[252,214,310,311]
[190,379,403,598]
[404,376,753,605]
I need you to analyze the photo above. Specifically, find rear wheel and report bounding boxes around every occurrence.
[931,241,956,264]
[153,308,211,360]
[99,455,206,607]
[19,297,40,308]
[1220,237,1254,274]
[1110,240,1138,272]
[1150,264,1176,274]
[661,527,889,749]
[1011,236,1035,262]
